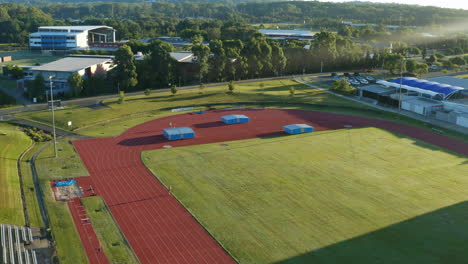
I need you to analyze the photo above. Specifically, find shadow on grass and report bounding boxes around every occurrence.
[275,201,468,264]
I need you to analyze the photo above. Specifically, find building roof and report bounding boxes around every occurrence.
[259,29,315,37]
[391,77,463,99]
[169,52,194,63]
[38,26,113,31]
[403,97,443,107]
[284,124,313,130]
[163,127,194,135]
[360,84,396,95]
[30,56,113,72]
[428,76,468,90]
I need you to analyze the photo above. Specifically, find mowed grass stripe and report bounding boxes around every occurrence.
[82,197,139,264]
[0,123,31,225]
[143,128,468,264]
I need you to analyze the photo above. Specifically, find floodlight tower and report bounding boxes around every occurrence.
[49,75,58,158]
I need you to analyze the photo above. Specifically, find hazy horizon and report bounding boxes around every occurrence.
[317,0,468,10]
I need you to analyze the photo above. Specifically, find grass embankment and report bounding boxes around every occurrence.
[0,122,31,225]
[19,143,45,227]
[16,79,467,141]
[34,138,89,264]
[82,197,139,264]
[142,127,468,264]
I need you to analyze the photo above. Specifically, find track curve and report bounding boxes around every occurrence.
[72,108,467,264]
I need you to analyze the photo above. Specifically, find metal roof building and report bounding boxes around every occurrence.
[428,76,468,90]
[29,25,116,51]
[390,77,464,99]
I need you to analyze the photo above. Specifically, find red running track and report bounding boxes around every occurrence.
[73,109,468,264]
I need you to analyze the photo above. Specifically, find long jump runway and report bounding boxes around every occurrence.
[72,109,468,264]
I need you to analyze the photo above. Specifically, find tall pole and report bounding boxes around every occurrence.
[49,76,58,158]
[320,61,323,73]
[398,57,404,113]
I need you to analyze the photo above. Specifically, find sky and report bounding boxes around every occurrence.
[318,0,468,10]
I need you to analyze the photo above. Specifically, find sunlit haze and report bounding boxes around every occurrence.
[318,0,468,10]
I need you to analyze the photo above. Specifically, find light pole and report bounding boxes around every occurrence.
[49,76,58,158]
[398,57,405,113]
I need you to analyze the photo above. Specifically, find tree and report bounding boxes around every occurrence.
[5,65,23,79]
[30,73,46,101]
[209,40,227,82]
[143,40,175,89]
[271,43,287,76]
[113,45,138,91]
[228,80,235,93]
[192,37,210,83]
[421,48,427,60]
[450,56,466,66]
[427,55,436,64]
[406,59,418,73]
[67,72,83,97]
[414,63,428,77]
[171,84,177,95]
[144,89,151,96]
[383,53,404,74]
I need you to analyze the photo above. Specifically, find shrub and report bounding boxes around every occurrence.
[171,85,177,95]
[144,89,152,96]
[228,80,235,93]
[118,91,125,104]
[23,128,52,142]
[199,83,205,94]
[289,86,296,96]
[330,79,356,96]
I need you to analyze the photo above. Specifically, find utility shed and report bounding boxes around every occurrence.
[284,124,314,134]
[221,115,250,124]
[162,127,195,141]
[401,97,443,116]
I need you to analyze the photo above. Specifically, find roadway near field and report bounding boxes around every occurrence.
[72,109,467,264]
[143,127,468,264]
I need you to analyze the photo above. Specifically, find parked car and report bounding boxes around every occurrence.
[344,72,351,77]
[365,76,375,81]
[349,80,360,86]
[353,72,361,76]
[332,76,341,81]
[331,72,338,77]
[358,79,369,85]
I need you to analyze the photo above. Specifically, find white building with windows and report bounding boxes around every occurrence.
[29,26,116,50]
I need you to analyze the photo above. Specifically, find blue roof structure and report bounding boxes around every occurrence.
[163,127,195,140]
[391,77,463,99]
[55,180,77,187]
[221,115,249,124]
[284,124,314,134]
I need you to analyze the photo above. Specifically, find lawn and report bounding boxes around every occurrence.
[17,78,467,142]
[142,127,468,264]
[16,79,368,135]
[0,122,32,226]
[81,197,139,264]
[34,137,90,264]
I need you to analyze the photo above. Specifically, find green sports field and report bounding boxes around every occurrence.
[142,127,468,264]
[0,122,32,225]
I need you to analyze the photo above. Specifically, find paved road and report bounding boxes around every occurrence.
[0,74,323,116]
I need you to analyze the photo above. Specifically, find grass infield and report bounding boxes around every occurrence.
[143,127,468,264]
[81,196,139,264]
